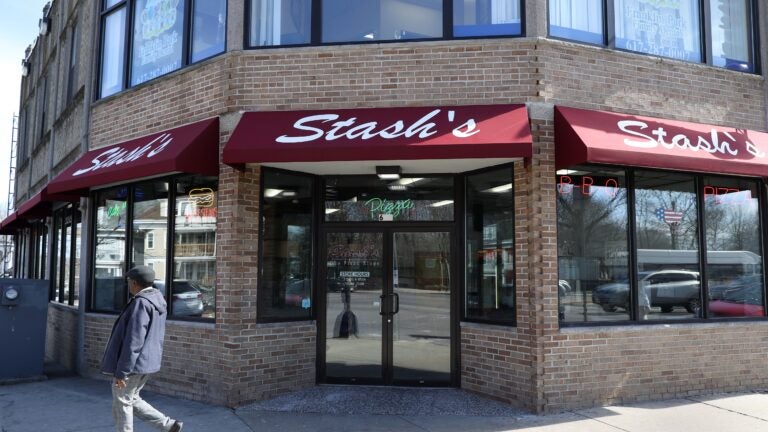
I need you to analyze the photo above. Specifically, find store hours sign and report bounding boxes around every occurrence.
[131,0,184,86]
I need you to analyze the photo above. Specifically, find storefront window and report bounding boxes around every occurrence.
[192,0,226,62]
[548,0,603,44]
[325,176,454,222]
[464,166,515,323]
[322,0,442,43]
[557,167,629,322]
[259,169,314,321]
[709,0,754,72]
[93,188,128,312]
[249,0,311,46]
[704,177,763,317]
[635,171,701,320]
[131,181,168,284]
[453,0,522,37]
[173,176,217,319]
[51,205,81,306]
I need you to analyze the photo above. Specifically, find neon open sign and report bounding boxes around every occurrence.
[557,176,619,198]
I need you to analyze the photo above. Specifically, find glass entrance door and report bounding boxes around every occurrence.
[323,229,452,385]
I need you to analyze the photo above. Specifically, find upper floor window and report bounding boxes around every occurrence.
[99,0,227,98]
[548,0,757,73]
[248,0,522,47]
[67,24,79,102]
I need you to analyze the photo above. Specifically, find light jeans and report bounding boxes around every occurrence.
[112,374,176,432]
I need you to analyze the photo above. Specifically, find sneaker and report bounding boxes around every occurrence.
[169,421,183,432]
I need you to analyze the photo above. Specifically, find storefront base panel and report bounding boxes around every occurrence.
[223,322,317,407]
[541,323,768,413]
[461,322,536,412]
[45,305,79,372]
[82,315,229,405]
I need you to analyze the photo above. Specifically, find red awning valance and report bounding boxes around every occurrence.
[48,117,219,195]
[16,187,80,220]
[0,212,26,235]
[223,105,532,165]
[555,106,768,177]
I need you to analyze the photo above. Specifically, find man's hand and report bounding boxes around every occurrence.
[114,378,126,389]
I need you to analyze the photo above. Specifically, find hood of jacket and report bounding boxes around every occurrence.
[135,287,167,315]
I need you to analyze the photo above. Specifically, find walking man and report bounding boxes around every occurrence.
[101,265,183,432]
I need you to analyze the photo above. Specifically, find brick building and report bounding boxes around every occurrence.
[4,0,768,413]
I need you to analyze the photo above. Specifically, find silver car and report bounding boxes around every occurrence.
[153,280,204,316]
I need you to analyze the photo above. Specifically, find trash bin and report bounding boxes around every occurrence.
[0,279,48,381]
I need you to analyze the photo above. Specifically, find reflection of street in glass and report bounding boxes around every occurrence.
[333,282,358,338]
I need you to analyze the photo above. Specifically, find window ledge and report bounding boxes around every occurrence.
[560,319,768,334]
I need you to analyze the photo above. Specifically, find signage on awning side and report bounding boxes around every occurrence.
[223,104,533,164]
[555,106,768,178]
[73,133,174,176]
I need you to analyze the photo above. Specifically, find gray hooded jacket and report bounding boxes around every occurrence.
[100,288,167,379]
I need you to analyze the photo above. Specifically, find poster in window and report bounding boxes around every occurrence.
[131,0,185,86]
[614,0,701,62]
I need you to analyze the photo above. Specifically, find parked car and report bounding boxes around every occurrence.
[592,270,700,313]
[709,279,764,317]
[153,280,204,316]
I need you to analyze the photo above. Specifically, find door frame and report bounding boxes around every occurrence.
[317,224,460,387]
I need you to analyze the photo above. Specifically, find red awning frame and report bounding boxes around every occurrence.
[48,117,219,195]
[16,187,81,220]
[0,212,26,235]
[555,106,768,177]
[223,105,533,167]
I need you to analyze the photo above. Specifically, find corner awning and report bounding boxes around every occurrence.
[48,117,219,195]
[555,106,768,177]
[16,187,80,220]
[0,212,26,235]
[223,105,532,169]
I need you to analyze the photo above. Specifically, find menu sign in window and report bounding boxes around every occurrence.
[614,0,701,62]
[131,0,184,86]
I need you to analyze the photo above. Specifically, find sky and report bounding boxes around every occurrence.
[0,1,50,217]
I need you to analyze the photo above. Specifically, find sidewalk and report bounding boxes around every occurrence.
[2,374,768,431]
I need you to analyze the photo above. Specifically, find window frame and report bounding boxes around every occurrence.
[87,175,218,322]
[244,0,525,49]
[461,163,517,326]
[50,204,81,306]
[257,167,318,323]
[546,0,761,74]
[97,0,228,99]
[557,165,768,327]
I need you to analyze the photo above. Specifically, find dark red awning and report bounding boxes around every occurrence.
[555,106,768,177]
[47,117,219,195]
[223,105,532,165]
[16,187,80,220]
[0,212,26,234]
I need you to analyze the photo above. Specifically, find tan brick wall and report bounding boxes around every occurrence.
[82,31,768,411]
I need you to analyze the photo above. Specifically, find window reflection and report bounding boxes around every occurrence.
[94,188,128,312]
[634,171,700,320]
[322,0,442,43]
[454,0,522,37]
[705,177,764,317]
[548,0,603,44]
[173,176,217,319]
[250,0,311,46]
[259,170,314,321]
[557,167,629,322]
[465,166,515,323]
[192,0,226,62]
[709,0,754,72]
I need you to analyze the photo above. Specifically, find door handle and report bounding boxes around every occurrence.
[392,293,399,314]
[379,294,386,315]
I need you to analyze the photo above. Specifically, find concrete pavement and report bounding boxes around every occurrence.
[2,374,768,431]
